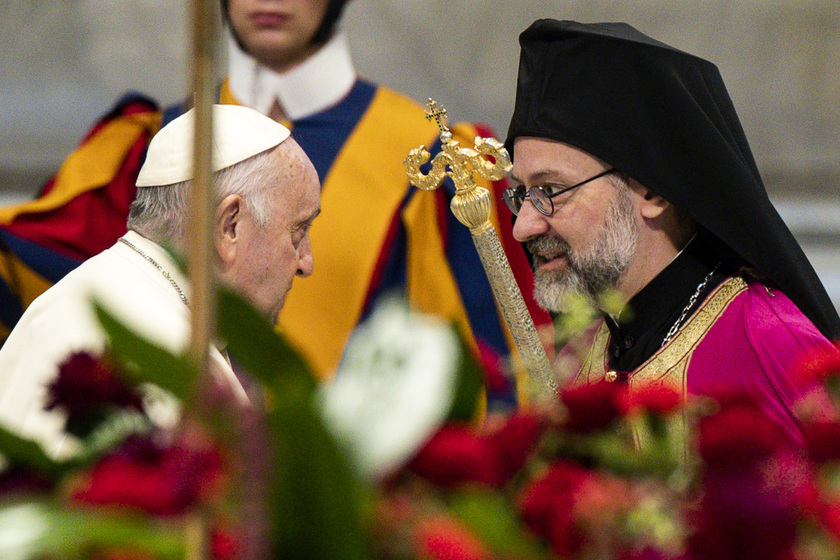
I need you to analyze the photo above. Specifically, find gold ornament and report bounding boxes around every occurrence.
[404,99,555,399]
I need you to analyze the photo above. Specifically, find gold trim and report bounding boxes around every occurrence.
[575,276,748,391]
[574,277,748,452]
[631,276,746,392]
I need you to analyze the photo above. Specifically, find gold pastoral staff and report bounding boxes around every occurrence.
[404,99,555,399]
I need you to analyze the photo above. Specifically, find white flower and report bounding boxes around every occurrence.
[319,296,461,479]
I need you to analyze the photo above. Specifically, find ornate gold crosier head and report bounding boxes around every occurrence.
[404,99,512,232]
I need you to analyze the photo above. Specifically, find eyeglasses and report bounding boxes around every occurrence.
[502,168,617,216]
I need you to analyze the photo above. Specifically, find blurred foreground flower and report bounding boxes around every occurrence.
[320,296,470,480]
[45,352,144,439]
[3,288,840,560]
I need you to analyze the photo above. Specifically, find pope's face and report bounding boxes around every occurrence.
[227,141,321,321]
[227,0,330,72]
[511,137,639,312]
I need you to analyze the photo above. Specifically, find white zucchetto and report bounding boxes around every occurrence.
[136,104,291,187]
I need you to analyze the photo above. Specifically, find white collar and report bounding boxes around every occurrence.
[226,31,357,121]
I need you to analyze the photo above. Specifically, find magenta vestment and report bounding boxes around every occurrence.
[576,277,836,444]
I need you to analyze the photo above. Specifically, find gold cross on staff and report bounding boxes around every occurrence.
[424,98,449,133]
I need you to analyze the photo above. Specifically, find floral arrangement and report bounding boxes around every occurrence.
[1,291,840,560]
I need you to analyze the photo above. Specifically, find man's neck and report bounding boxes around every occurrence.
[226,31,356,121]
[603,232,727,371]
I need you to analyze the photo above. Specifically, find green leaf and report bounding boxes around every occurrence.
[216,287,316,402]
[445,333,484,422]
[0,499,185,560]
[449,488,545,559]
[93,302,197,401]
[0,425,60,479]
[267,401,369,560]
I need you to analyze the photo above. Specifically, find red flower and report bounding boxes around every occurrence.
[801,420,840,464]
[696,395,785,469]
[210,523,241,560]
[817,499,840,541]
[687,450,807,560]
[619,385,683,417]
[408,425,502,488]
[791,344,840,388]
[487,411,546,482]
[560,380,626,433]
[517,460,591,557]
[414,516,492,560]
[71,435,225,516]
[689,392,809,560]
[45,352,144,438]
[408,413,546,489]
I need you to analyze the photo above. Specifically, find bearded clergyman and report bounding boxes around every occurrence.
[503,20,840,444]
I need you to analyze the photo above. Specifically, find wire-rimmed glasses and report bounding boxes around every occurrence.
[503,168,617,216]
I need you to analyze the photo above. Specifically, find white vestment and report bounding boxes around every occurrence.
[0,231,246,458]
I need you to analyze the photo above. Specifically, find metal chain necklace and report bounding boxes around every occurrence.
[661,262,721,347]
[118,237,190,307]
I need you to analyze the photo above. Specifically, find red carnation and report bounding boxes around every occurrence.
[619,385,683,417]
[517,460,591,557]
[560,380,626,433]
[210,523,241,560]
[791,345,840,389]
[408,424,502,488]
[45,352,144,438]
[687,450,806,560]
[487,411,547,482]
[415,516,492,560]
[72,436,225,516]
[696,395,785,469]
[801,420,840,464]
[817,499,840,541]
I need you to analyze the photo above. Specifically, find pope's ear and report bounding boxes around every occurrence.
[215,194,243,263]
[630,179,670,219]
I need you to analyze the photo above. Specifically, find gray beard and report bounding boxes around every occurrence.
[527,186,639,313]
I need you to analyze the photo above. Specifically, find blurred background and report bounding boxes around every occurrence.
[1,0,837,310]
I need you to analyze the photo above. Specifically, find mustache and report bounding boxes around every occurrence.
[526,235,572,263]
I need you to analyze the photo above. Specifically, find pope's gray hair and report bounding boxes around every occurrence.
[127,147,278,245]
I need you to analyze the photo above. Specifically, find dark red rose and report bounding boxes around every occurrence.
[618,385,683,417]
[408,424,502,488]
[560,380,626,433]
[71,436,225,516]
[45,352,144,438]
[517,460,591,556]
[801,420,840,464]
[791,344,840,389]
[487,411,547,482]
[414,516,492,560]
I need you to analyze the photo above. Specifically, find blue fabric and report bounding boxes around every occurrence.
[0,229,81,283]
[0,229,82,332]
[290,80,377,183]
